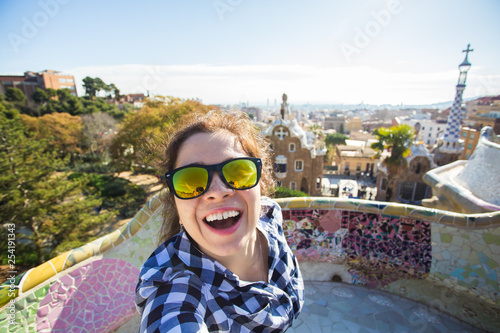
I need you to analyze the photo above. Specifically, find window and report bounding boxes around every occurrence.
[415,163,421,174]
[462,132,467,138]
[345,162,350,170]
[470,134,474,139]
[275,155,287,178]
[468,144,472,149]
[275,163,287,172]
[289,143,296,152]
[399,182,414,201]
[66,79,74,83]
[295,160,303,171]
[381,178,388,191]
[316,177,321,189]
[59,78,66,83]
[397,182,430,203]
[356,163,361,171]
[290,182,297,190]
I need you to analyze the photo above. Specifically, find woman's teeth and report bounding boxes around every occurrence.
[205,210,240,223]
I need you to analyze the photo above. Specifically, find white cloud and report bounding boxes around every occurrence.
[67,64,498,105]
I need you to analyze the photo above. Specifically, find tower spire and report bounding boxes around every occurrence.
[435,44,473,166]
[280,93,290,120]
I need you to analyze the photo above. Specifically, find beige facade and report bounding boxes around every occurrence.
[460,127,480,159]
[335,142,378,177]
[40,70,77,93]
[345,117,362,133]
[324,115,345,132]
[466,95,500,117]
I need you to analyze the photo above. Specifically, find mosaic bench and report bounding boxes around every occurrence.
[1,194,499,332]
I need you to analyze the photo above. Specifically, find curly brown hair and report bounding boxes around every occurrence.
[156,110,274,244]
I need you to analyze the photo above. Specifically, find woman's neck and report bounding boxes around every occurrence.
[217,230,268,283]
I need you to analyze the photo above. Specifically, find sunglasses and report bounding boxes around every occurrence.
[165,157,262,199]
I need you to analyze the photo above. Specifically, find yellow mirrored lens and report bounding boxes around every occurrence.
[173,167,208,198]
[223,159,257,189]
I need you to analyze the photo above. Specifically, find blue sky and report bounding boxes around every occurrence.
[1,0,499,105]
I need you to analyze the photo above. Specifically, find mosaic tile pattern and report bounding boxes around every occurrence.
[36,258,139,332]
[0,284,51,332]
[288,281,483,333]
[283,209,432,287]
[431,224,500,304]
[105,204,164,269]
[443,87,465,142]
[1,196,499,332]
[13,194,163,304]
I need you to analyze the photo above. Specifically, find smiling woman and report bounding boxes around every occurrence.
[135,110,304,332]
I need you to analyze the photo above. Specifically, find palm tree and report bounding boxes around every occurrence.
[371,124,414,201]
[324,133,349,165]
[308,124,323,137]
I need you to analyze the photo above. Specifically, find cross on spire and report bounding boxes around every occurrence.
[463,44,473,57]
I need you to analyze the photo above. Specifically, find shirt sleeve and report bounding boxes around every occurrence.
[139,274,209,333]
[266,197,305,321]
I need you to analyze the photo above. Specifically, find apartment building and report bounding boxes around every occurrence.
[335,140,379,177]
[0,70,77,105]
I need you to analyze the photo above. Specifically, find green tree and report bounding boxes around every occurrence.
[82,77,117,100]
[110,96,215,172]
[82,76,97,98]
[32,88,49,105]
[273,187,308,198]
[20,112,83,157]
[325,133,348,146]
[107,83,120,101]
[308,124,323,137]
[5,87,26,103]
[371,124,414,201]
[80,97,125,119]
[57,89,84,115]
[0,106,113,265]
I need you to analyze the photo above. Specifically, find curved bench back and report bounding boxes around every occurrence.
[1,195,499,332]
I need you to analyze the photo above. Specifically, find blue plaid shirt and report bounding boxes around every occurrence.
[135,197,304,332]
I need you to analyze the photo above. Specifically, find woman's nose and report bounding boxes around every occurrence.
[204,172,234,199]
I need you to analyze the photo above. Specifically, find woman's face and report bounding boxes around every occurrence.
[173,130,261,260]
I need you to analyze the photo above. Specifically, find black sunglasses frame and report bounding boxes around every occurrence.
[165,157,262,200]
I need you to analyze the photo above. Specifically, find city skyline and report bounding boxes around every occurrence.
[1,0,499,106]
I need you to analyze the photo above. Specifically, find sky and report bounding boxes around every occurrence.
[0,0,499,106]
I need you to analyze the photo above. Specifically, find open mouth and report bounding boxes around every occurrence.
[204,210,241,230]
